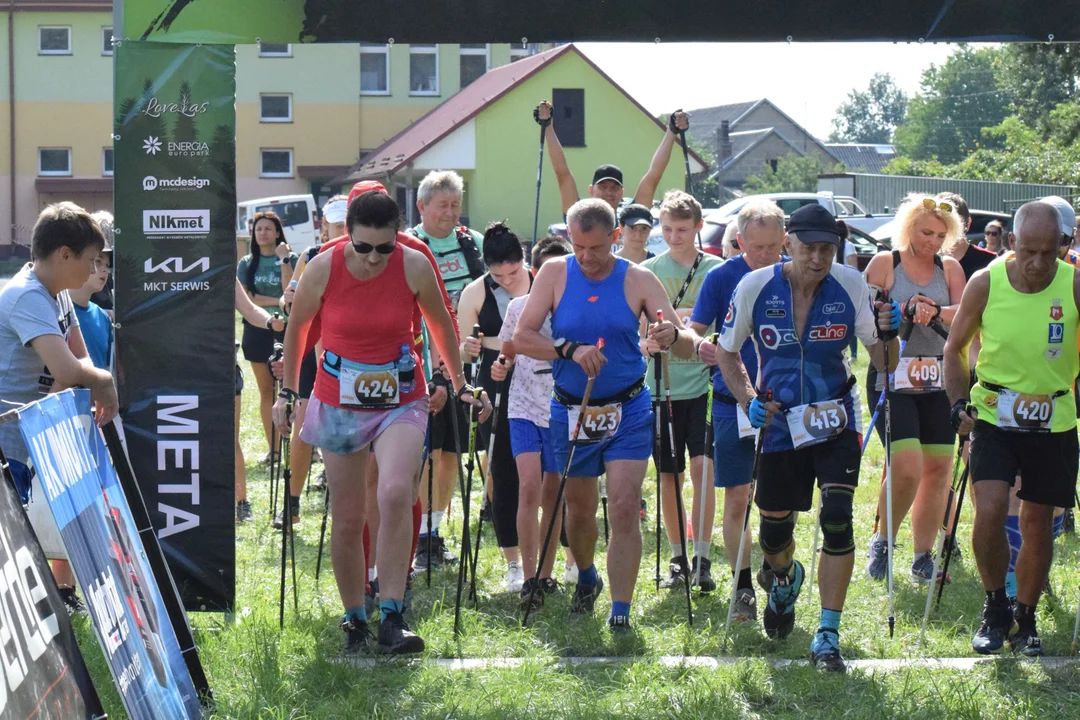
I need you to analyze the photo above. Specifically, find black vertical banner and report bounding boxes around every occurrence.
[0,446,107,719]
[113,41,236,611]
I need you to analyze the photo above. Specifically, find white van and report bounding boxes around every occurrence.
[236,194,319,254]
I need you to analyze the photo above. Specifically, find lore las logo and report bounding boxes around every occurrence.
[143,175,211,191]
[143,94,210,119]
[143,136,210,158]
[143,209,211,236]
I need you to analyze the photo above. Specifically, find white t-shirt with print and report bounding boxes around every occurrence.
[499,295,554,427]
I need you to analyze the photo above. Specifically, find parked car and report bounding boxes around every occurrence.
[846,226,891,271]
[870,210,1012,248]
[237,194,319,254]
[707,192,893,235]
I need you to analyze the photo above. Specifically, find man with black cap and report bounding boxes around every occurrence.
[615,203,656,265]
[534,101,690,217]
[704,203,898,671]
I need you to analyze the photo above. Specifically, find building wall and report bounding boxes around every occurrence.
[724,134,813,186]
[740,103,836,168]
[470,50,690,240]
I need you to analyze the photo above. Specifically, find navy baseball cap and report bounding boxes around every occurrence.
[787,204,842,248]
[619,203,653,228]
[592,164,623,187]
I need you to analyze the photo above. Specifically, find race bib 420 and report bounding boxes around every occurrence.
[568,403,622,444]
[996,389,1055,432]
[785,400,848,449]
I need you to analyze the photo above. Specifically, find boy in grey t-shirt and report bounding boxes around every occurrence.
[0,202,118,612]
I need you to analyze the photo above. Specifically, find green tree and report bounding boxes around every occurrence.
[995,44,1080,134]
[828,72,907,144]
[893,46,1009,163]
[743,153,840,194]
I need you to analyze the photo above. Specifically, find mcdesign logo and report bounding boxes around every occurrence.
[143,210,210,236]
[143,175,211,191]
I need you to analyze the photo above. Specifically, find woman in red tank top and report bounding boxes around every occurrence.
[272,192,491,656]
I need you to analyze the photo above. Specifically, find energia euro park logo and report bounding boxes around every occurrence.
[143,175,211,191]
[143,135,209,158]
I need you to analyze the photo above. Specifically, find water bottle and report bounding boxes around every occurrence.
[398,344,416,393]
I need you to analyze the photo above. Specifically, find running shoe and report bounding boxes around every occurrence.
[1008,623,1043,658]
[691,556,716,593]
[377,611,425,654]
[731,589,758,622]
[608,614,632,634]
[506,561,525,593]
[434,535,459,565]
[540,577,561,595]
[272,503,301,531]
[756,560,775,593]
[810,627,846,673]
[865,532,890,582]
[341,617,374,656]
[972,598,1016,655]
[911,551,950,584]
[763,560,804,639]
[236,500,253,523]
[310,470,327,492]
[520,578,544,611]
[659,555,690,589]
[569,577,604,614]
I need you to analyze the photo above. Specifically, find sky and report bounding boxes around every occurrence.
[575,42,995,141]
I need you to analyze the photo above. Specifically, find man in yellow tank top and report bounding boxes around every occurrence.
[944,201,1080,658]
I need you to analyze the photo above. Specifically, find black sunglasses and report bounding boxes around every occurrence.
[985,229,1001,236]
[352,240,396,255]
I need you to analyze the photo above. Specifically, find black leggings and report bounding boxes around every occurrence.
[485,363,519,549]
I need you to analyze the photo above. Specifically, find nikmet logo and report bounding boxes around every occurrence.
[143,210,210,236]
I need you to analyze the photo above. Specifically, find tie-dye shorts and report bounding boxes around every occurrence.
[300,395,430,456]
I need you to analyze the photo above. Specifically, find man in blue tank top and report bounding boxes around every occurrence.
[514,199,701,632]
[703,204,898,672]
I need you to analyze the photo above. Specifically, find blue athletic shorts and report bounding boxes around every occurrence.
[550,390,654,478]
[712,410,756,488]
[509,418,561,474]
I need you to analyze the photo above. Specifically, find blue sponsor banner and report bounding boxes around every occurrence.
[18,390,202,720]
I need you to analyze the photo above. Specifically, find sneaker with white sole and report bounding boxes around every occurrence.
[911,551,950,584]
[563,562,579,585]
[731,589,757,622]
[506,561,525,593]
[865,532,891,582]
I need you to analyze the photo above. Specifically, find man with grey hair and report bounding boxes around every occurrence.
[690,198,786,621]
[410,169,488,571]
[946,200,1080,658]
[515,198,701,632]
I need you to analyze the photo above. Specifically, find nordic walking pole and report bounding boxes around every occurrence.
[672,110,701,253]
[523,340,604,627]
[654,360,663,592]
[279,397,294,629]
[921,438,968,643]
[269,340,284,518]
[807,489,820,597]
[452,389,480,636]
[1073,585,1080,653]
[532,108,550,244]
[724,390,772,648]
[424,400,435,588]
[661,348,694,626]
[470,356,507,603]
[936,439,972,607]
[315,488,330,583]
[601,475,609,544]
[448,377,487,637]
[694,333,718,588]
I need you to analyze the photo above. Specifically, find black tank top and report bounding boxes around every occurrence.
[476,273,532,399]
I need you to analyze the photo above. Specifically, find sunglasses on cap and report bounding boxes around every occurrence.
[252,211,280,221]
[922,197,953,213]
[351,240,396,255]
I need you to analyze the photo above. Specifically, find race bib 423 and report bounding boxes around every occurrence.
[568,403,622,444]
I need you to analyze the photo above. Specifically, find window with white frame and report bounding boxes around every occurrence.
[510,43,542,62]
[260,149,293,178]
[38,27,71,55]
[38,148,72,176]
[102,148,114,176]
[360,43,389,95]
[409,44,438,96]
[260,94,292,123]
[259,43,292,57]
[102,27,113,56]
[459,44,488,88]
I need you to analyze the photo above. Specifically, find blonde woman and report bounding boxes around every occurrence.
[864,194,966,583]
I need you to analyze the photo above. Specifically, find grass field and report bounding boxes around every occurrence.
[73,349,1080,719]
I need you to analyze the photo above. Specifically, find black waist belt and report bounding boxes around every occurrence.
[553,375,646,408]
[713,376,857,407]
[980,381,1069,398]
